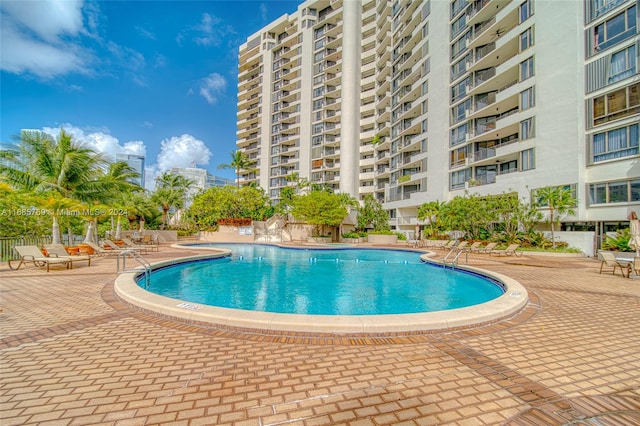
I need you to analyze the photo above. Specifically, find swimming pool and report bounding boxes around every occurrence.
[141,244,504,315]
[114,243,528,334]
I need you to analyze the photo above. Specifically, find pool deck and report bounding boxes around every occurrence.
[1,242,639,425]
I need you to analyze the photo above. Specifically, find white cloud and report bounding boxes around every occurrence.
[41,124,146,159]
[37,125,213,192]
[180,12,236,48]
[199,73,226,105]
[1,0,84,42]
[156,134,212,171]
[0,0,91,78]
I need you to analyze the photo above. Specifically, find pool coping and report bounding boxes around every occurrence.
[113,243,529,335]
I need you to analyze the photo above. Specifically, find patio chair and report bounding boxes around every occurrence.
[491,243,522,257]
[453,241,468,251]
[439,240,458,251]
[8,245,72,272]
[83,241,120,256]
[120,237,149,254]
[467,241,483,252]
[142,233,160,252]
[423,240,445,249]
[598,252,630,278]
[476,242,498,254]
[43,244,92,267]
[104,239,142,256]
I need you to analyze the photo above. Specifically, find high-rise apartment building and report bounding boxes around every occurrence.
[236,0,640,245]
[115,153,145,188]
[170,167,235,207]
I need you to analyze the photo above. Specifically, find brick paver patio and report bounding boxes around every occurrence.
[1,243,638,425]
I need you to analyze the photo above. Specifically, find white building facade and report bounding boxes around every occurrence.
[236,0,640,245]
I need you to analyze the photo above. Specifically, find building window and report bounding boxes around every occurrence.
[591,124,639,162]
[450,168,471,190]
[451,77,469,102]
[451,30,471,60]
[608,44,636,83]
[589,179,640,204]
[521,148,535,170]
[520,87,535,110]
[451,53,470,81]
[519,27,534,52]
[450,123,469,146]
[593,5,637,54]
[592,82,640,126]
[589,0,628,21]
[520,57,534,80]
[452,99,471,124]
[500,160,518,174]
[451,0,467,18]
[519,0,533,23]
[451,14,467,39]
[521,118,534,140]
[450,146,468,168]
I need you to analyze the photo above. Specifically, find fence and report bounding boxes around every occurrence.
[1,236,54,261]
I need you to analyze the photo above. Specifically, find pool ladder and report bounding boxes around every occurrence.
[117,249,152,288]
[443,247,467,268]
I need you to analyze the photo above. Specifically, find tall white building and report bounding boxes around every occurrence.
[236,0,640,246]
[115,154,145,188]
[170,167,234,207]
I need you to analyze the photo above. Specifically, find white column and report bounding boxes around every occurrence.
[339,0,362,198]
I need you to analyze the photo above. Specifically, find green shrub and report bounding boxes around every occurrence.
[603,228,632,252]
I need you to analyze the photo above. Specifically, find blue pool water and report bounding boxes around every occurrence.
[141,244,504,316]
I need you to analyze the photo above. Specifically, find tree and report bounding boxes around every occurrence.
[151,172,194,229]
[185,185,274,229]
[417,200,445,237]
[290,190,349,237]
[0,129,136,242]
[217,150,256,188]
[357,195,389,232]
[0,129,107,202]
[534,186,576,247]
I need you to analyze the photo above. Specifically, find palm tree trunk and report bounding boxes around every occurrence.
[52,216,62,244]
[83,220,96,243]
[550,209,556,248]
[115,217,122,240]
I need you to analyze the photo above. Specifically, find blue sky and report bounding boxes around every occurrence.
[1,0,301,188]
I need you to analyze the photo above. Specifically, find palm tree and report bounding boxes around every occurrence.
[0,129,107,201]
[217,150,256,188]
[0,130,112,241]
[0,129,148,242]
[151,172,194,229]
[417,200,445,237]
[535,186,576,247]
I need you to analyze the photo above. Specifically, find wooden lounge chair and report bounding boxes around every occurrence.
[599,252,630,278]
[476,242,498,254]
[8,245,72,272]
[43,244,92,267]
[491,243,522,256]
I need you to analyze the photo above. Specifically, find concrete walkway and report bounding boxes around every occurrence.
[1,243,638,425]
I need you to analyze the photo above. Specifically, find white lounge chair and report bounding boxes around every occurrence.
[120,237,149,254]
[599,252,630,278]
[9,245,72,272]
[491,243,522,257]
[477,242,498,254]
[43,244,92,267]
